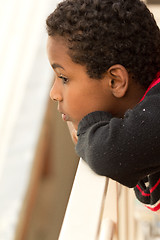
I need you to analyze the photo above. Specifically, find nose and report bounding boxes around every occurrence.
[50,80,63,102]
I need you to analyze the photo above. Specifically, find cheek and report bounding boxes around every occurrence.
[64,93,88,119]
[64,86,107,119]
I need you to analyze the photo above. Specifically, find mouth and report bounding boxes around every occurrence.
[61,113,70,121]
[58,106,71,122]
[58,110,69,122]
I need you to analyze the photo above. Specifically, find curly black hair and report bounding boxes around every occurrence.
[46,0,160,87]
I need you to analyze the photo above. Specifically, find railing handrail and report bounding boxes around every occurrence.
[58,159,110,240]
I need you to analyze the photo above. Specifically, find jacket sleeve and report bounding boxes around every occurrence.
[75,95,160,188]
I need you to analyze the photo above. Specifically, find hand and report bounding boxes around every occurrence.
[67,122,78,144]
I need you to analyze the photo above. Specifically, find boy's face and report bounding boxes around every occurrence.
[47,36,115,130]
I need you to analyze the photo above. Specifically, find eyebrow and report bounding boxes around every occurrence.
[51,63,64,70]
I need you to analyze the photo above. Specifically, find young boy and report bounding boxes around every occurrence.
[46,0,160,212]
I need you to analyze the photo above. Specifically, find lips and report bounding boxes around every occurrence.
[62,113,69,121]
[58,106,70,122]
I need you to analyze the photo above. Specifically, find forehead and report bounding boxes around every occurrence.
[47,36,68,56]
[47,36,73,66]
[47,36,89,76]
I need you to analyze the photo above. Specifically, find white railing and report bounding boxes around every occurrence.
[58,159,118,240]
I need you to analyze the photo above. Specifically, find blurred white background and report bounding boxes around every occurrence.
[0,0,59,239]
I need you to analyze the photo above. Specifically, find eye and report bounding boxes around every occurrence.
[58,75,69,84]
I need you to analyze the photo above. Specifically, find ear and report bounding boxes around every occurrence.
[107,64,129,98]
